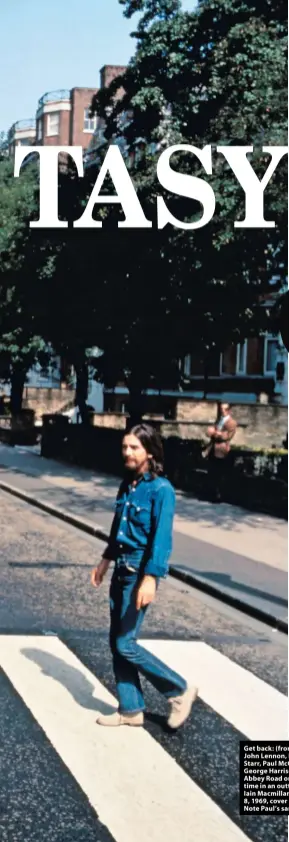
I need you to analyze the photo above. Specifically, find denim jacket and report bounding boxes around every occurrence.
[103,472,176,578]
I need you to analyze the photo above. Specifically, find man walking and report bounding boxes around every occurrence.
[91,423,198,729]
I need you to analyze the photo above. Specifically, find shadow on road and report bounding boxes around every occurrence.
[9,562,93,569]
[1,445,286,531]
[173,565,288,607]
[21,647,187,735]
[21,647,115,716]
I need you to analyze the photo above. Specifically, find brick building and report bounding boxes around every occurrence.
[7,65,126,158]
[100,64,126,93]
[104,329,288,416]
[181,333,288,406]
[35,87,98,149]
[84,66,127,168]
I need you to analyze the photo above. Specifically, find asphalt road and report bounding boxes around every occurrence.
[0,448,287,625]
[0,491,287,842]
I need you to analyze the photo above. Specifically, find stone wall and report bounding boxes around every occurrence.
[91,412,126,430]
[174,400,287,449]
[23,387,75,421]
[91,403,288,450]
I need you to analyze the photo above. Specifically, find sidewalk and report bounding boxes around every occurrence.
[0,443,287,629]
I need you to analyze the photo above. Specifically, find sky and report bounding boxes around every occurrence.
[0,0,197,132]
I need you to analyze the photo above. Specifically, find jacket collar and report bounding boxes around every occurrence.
[136,471,152,483]
[127,471,152,486]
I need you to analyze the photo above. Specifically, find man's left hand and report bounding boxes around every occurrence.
[136,575,157,610]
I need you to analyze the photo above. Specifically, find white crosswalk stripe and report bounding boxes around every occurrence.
[141,640,288,741]
[0,635,286,842]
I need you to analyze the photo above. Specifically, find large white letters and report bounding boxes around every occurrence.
[14,144,287,230]
[74,145,151,228]
[217,146,288,228]
[14,146,84,229]
[157,145,216,230]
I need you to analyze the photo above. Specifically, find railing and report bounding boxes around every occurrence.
[14,118,36,131]
[8,119,36,140]
[38,89,70,107]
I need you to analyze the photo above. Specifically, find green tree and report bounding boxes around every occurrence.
[0,131,8,161]
[0,159,52,413]
[89,0,287,413]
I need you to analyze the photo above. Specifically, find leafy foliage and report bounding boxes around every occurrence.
[89,0,287,398]
[0,159,52,410]
[0,0,287,417]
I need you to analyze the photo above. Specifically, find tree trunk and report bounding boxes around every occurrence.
[74,360,90,424]
[10,367,26,416]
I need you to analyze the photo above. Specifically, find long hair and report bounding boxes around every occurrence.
[126,423,164,476]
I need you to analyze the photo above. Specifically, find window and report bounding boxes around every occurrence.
[47,112,60,137]
[264,337,279,374]
[220,345,237,375]
[183,355,191,377]
[246,337,264,375]
[17,138,32,147]
[221,342,248,375]
[83,108,97,132]
[236,341,247,374]
[183,352,219,378]
[37,119,42,140]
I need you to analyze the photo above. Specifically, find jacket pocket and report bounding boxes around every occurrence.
[116,560,141,575]
[129,502,151,529]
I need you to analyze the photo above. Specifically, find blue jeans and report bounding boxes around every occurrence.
[109,558,187,713]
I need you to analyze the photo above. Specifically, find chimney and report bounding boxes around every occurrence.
[100,65,126,89]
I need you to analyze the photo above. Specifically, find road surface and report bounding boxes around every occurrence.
[0,490,287,842]
[0,443,287,625]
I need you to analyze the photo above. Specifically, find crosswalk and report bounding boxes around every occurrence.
[0,634,287,842]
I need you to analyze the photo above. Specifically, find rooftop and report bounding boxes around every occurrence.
[8,119,36,142]
[9,118,36,135]
[38,89,71,108]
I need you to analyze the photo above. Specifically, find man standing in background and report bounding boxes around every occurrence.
[206,403,237,503]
